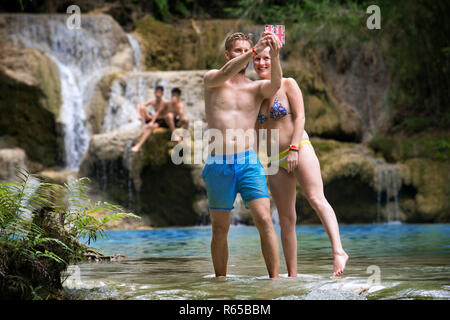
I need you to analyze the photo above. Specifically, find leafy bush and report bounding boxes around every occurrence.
[0,168,139,299]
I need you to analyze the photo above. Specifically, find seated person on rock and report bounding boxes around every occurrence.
[135,85,166,139]
[131,85,169,152]
[167,87,189,140]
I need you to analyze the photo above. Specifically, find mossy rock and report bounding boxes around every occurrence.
[134,18,182,70]
[369,135,450,162]
[135,18,249,71]
[296,138,386,223]
[400,158,450,222]
[80,128,205,227]
[0,45,62,166]
[284,67,361,141]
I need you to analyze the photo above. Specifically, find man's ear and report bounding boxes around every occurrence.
[224,50,230,60]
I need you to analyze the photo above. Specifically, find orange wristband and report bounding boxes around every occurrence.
[289,144,299,152]
[252,46,257,57]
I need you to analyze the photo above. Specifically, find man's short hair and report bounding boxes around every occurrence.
[171,87,182,96]
[225,32,253,51]
[155,85,164,92]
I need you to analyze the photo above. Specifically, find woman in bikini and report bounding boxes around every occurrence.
[253,48,348,277]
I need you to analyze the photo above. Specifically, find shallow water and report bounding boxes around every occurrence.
[63,224,450,300]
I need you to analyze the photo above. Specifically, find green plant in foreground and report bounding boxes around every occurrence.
[0,168,140,299]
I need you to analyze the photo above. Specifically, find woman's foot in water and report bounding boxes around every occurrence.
[332,250,348,276]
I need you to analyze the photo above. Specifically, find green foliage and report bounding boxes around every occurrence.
[0,168,139,265]
[225,0,366,47]
[380,0,450,131]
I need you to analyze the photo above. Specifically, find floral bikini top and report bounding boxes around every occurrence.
[257,96,291,124]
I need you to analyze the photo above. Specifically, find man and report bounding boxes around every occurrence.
[202,31,283,278]
[132,85,167,152]
[168,87,189,130]
[135,85,165,136]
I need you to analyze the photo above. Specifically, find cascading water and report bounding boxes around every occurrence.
[126,34,142,72]
[102,75,149,133]
[376,165,401,223]
[4,14,135,169]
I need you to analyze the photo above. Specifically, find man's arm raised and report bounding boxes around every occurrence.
[204,34,271,88]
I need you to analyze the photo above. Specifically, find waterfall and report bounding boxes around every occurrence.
[375,165,401,223]
[102,76,149,133]
[5,14,134,169]
[126,34,142,72]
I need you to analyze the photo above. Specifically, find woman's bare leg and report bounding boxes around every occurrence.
[294,141,348,276]
[268,169,298,277]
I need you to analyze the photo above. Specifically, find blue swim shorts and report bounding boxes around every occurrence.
[201,149,269,211]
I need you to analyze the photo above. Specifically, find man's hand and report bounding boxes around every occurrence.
[254,32,273,54]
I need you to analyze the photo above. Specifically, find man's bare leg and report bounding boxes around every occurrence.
[210,209,231,277]
[268,169,298,277]
[247,197,280,278]
[131,123,157,152]
[180,116,189,129]
[164,113,176,133]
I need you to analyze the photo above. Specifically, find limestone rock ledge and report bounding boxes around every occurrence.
[79,128,207,227]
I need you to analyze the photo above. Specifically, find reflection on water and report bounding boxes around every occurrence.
[64,224,450,300]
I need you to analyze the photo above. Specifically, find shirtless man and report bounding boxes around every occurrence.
[132,86,167,152]
[168,87,189,130]
[202,32,283,278]
[133,85,184,152]
[135,85,165,137]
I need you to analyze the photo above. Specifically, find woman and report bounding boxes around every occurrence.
[253,48,348,277]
